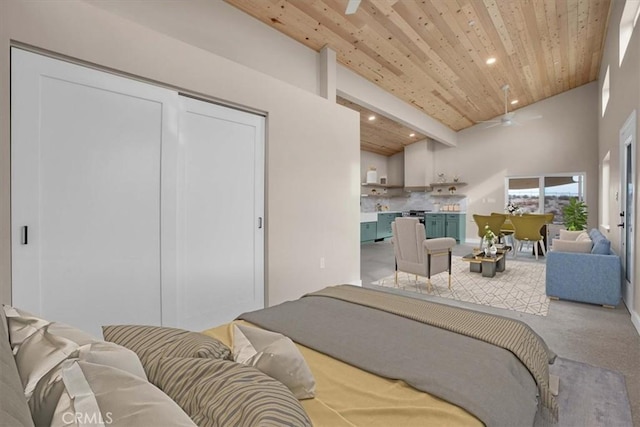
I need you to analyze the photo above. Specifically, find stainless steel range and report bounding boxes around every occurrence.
[404,209,431,224]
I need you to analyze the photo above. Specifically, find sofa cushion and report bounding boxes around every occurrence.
[589,229,611,255]
[551,238,593,253]
[50,360,196,427]
[102,325,232,383]
[155,357,312,427]
[575,232,591,242]
[0,307,35,427]
[559,229,586,241]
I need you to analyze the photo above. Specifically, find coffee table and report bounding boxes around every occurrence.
[462,247,511,278]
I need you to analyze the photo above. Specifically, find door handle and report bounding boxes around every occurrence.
[617,222,625,228]
[258,217,263,229]
[21,226,28,245]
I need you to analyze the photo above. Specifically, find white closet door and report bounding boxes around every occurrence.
[11,49,178,336]
[177,96,264,331]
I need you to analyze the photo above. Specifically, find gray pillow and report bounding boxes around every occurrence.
[155,357,311,427]
[102,325,232,383]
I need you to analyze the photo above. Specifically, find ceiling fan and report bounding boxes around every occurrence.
[480,85,542,128]
[345,0,361,15]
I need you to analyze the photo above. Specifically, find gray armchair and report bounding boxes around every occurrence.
[391,217,456,292]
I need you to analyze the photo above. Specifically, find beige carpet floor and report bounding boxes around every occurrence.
[372,256,550,316]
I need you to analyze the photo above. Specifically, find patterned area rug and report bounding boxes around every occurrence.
[372,256,549,316]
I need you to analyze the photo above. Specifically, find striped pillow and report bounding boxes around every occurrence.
[102,325,232,382]
[155,357,312,427]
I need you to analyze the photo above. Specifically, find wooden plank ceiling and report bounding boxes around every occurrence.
[225,0,612,156]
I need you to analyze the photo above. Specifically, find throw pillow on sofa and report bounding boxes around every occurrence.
[589,229,612,255]
[102,325,232,383]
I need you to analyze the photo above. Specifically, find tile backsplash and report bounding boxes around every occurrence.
[361,192,467,213]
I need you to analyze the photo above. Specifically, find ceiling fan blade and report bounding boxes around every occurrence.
[521,114,543,121]
[485,122,502,129]
[345,0,361,14]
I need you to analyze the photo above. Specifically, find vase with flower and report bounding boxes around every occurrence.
[482,225,498,256]
[506,201,521,215]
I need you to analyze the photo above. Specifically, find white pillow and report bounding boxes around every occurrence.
[50,360,196,427]
[575,232,591,242]
[233,324,316,399]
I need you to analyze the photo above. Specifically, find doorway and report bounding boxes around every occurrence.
[620,111,636,307]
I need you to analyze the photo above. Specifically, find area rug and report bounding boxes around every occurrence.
[372,256,550,316]
[534,358,633,427]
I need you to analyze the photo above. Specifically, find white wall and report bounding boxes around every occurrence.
[433,83,600,242]
[360,151,388,183]
[598,0,640,332]
[0,0,360,307]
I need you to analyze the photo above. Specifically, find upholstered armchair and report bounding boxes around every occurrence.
[391,217,456,292]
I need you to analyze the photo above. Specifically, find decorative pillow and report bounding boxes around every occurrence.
[14,326,80,399]
[102,325,232,383]
[233,324,316,399]
[575,232,591,242]
[155,357,312,427]
[551,239,592,253]
[590,232,612,255]
[49,360,196,427]
[3,306,56,352]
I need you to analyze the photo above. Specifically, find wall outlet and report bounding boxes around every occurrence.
[320,257,325,269]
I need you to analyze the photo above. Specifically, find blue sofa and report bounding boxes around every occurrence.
[545,228,622,307]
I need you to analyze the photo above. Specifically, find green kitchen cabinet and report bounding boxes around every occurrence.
[360,221,377,243]
[446,214,466,242]
[425,214,445,238]
[376,212,401,239]
[425,213,466,242]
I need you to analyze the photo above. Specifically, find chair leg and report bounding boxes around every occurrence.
[534,242,538,260]
[513,240,518,258]
[540,239,547,257]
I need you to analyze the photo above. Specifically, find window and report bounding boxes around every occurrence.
[602,66,610,117]
[506,174,586,225]
[602,152,611,229]
[619,0,640,66]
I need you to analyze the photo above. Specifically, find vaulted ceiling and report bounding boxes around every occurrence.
[225,0,612,155]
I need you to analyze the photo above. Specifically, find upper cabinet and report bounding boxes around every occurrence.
[404,140,434,189]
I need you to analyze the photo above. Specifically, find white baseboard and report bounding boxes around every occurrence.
[349,279,363,287]
[632,308,640,336]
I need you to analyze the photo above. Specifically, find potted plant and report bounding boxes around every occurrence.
[562,198,588,230]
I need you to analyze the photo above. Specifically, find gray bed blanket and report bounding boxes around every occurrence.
[239,285,557,427]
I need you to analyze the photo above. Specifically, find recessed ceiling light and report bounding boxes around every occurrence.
[486,57,496,65]
[368,115,376,121]
[409,133,415,137]
[510,100,518,105]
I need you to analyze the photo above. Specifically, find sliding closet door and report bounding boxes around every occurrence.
[177,97,264,331]
[11,49,178,336]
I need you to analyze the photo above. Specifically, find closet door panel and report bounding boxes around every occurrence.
[178,97,265,331]
[11,49,177,336]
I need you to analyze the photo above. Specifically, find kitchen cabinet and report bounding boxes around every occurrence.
[376,212,402,239]
[425,214,445,238]
[424,213,466,242]
[361,222,377,242]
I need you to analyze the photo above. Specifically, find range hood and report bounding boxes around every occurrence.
[404,140,434,191]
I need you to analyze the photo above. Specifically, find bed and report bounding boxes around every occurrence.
[204,285,558,427]
[2,284,557,427]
